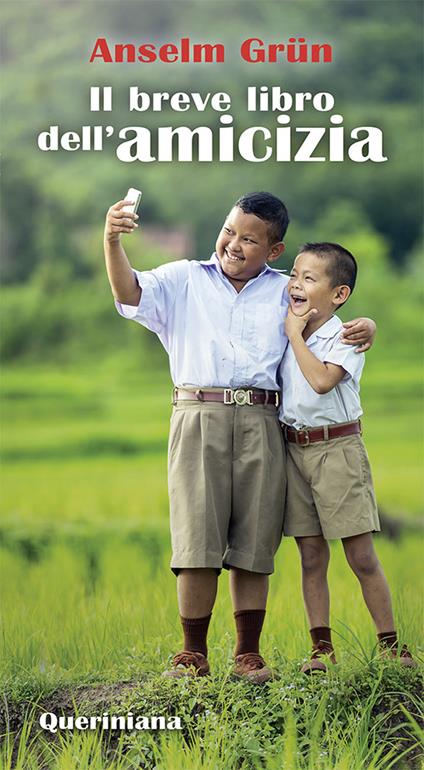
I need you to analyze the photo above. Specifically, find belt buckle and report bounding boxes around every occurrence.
[297,429,310,446]
[172,387,178,405]
[233,388,253,406]
[224,388,234,405]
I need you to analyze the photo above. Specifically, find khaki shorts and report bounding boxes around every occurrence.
[168,397,286,574]
[284,433,380,540]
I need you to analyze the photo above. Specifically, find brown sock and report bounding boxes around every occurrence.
[310,626,333,650]
[234,609,266,656]
[180,614,211,657]
[378,631,397,648]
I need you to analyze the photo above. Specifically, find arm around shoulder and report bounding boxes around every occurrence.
[341,317,376,352]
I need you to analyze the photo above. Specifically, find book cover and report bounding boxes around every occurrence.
[1,1,422,768]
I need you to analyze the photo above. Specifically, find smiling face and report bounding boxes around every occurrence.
[215,206,285,288]
[288,251,350,324]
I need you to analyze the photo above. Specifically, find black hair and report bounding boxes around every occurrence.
[298,242,358,294]
[234,191,289,243]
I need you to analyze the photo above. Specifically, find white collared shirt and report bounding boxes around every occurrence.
[279,315,364,429]
[116,253,289,389]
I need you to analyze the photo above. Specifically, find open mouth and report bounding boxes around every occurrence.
[225,248,245,262]
[290,294,307,306]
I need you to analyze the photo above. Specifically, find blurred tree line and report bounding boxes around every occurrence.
[0,0,422,361]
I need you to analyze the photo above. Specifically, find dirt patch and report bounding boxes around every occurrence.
[41,680,142,713]
[1,679,147,768]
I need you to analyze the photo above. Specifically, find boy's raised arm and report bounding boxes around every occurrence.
[104,200,141,306]
[285,308,346,394]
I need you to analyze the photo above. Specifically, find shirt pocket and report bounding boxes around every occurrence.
[254,304,286,358]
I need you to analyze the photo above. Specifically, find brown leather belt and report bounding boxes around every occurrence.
[284,420,361,446]
[173,387,280,407]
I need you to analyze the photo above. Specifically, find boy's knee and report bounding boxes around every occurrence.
[297,539,329,573]
[346,548,379,577]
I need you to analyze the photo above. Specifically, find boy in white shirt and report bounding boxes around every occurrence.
[281,242,415,671]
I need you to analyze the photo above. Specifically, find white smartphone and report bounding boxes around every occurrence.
[123,188,142,214]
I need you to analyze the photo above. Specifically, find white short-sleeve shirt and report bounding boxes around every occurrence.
[116,253,289,390]
[279,315,365,429]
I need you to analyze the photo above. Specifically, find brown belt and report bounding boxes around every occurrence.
[173,387,280,407]
[284,420,361,446]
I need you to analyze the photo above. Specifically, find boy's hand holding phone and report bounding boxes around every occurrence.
[103,188,143,306]
[104,188,142,243]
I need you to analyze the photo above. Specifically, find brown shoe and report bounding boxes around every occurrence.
[379,643,417,668]
[162,650,210,678]
[301,641,337,674]
[234,652,276,683]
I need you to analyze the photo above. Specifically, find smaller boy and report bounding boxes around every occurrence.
[281,242,415,672]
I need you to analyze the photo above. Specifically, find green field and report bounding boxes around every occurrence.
[0,355,423,769]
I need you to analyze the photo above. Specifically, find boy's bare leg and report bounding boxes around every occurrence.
[177,568,218,617]
[229,567,268,611]
[296,536,330,628]
[296,536,335,671]
[163,569,217,675]
[342,533,395,632]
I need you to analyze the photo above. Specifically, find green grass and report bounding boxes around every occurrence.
[0,536,422,682]
[0,352,422,768]
[0,536,422,768]
[2,674,423,770]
